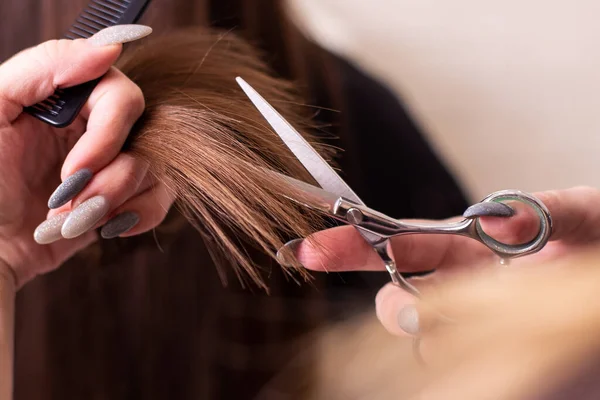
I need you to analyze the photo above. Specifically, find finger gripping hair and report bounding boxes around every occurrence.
[116,27,334,290]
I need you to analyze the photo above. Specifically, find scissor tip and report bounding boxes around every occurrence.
[235,76,252,92]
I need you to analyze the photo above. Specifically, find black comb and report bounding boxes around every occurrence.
[24,0,152,128]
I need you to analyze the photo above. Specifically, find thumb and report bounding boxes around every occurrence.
[375,282,419,337]
[0,25,152,122]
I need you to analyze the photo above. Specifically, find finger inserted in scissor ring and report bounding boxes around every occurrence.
[471,190,553,259]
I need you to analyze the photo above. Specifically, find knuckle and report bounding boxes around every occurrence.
[148,208,169,227]
[538,189,561,210]
[111,68,145,116]
[120,164,147,189]
[571,185,599,198]
[30,41,60,83]
[140,202,169,229]
[35,40,60,65]
[121,169,141,188]
[34,39,81,86]
[106,156,147,193]
[128,83,146,117]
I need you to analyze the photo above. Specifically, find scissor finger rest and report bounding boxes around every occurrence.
[326,189,552,260]
[471,190,553,259]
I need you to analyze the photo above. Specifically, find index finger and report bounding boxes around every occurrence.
[59,67,145,178]
[296,186,600,273]
[479,186,600,245]
[296,225,490,273]
[0,38,121,124]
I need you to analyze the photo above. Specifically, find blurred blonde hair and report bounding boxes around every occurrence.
[261,247,600,399]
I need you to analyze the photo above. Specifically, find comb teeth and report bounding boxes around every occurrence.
[29,91,66,116]
[24,0,151,128]
[65,0,131,39]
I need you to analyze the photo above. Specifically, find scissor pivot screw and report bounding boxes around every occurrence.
[346,208,364,224]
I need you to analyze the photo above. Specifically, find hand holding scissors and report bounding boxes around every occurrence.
[236,77,553,296]
[236,76,600,363]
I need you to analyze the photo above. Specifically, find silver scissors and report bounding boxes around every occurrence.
[235,77,553,297]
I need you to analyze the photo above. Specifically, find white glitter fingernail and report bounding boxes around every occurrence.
[34,212,70,244]
[61,196,110,239]
[88,24,153,47]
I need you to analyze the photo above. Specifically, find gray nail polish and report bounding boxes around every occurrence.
[33,212,70,244]
[463,201,514,219]
[88,24,153,47]
[48,169,93,209]
[276,238,304,266]
[100,212,139,239]
[61,195,110,239]
[398,304,420,335]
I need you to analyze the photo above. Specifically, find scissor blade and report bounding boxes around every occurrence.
[271,172,341,214]
[272,172,388,245]
[236,76,365,206]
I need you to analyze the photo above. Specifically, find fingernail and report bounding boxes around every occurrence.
[88,24,153,47]
[48,169,93,209]
[100,212,139,239]
[463,202,514,219]
[276,238,304,266]
[61,195,110,239]
[33,212,70,244]
[398,304,420,335]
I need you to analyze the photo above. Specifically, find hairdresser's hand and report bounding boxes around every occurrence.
[0,25,174,289]
[289,186,600,336]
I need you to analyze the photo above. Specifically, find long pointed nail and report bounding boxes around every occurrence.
[463,201,514,219]
[398,304,420,336]
[276,238,304,266]
[61,195,110,239]
[33,212,70,244]
[48,169,93,209]
[88,24,153,47]
[100,212,139,239]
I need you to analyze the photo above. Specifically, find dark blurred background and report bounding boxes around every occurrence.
[0,1,467,399]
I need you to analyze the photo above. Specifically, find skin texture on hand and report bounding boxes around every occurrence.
[292,186,600,342]
[0,25,157,398]
[0,25,174,289]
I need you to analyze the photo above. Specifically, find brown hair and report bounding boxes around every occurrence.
[115,27,334,290]
[14,17,367,400]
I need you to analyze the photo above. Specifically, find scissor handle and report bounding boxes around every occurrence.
[334,189,553,261]
[471,190,553,259]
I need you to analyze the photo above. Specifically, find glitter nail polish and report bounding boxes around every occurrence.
[34,212,70,244]
[48,169,93,209]
[88,24,153,47]
[100,212,139,239]
[61,195,110,239]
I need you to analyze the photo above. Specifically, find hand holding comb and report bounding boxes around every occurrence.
[24,0,152,128]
